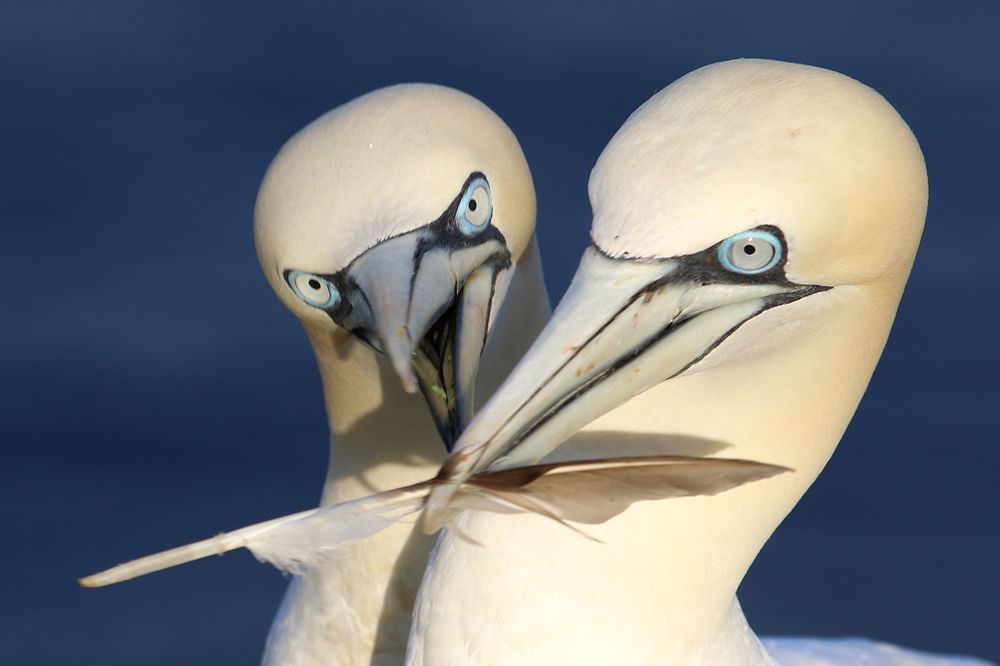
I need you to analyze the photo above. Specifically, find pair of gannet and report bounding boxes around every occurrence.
[83,60,990,665]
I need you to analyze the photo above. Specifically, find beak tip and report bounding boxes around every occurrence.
[391,353,418,393]
[390,360,418,394]
[382,335,419,393]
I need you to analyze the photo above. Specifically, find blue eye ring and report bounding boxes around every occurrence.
[288,270,341,309]
[718,229,783,274]
[455,176,493,236]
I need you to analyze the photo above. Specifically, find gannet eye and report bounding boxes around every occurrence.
[455,176,492,236]
[288,270,340,309]
[718,229,783,274]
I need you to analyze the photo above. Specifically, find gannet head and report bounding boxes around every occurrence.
[426,59,926,528]
[254,84,535,448]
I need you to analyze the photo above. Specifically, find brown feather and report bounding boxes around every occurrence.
[463,455,790,524]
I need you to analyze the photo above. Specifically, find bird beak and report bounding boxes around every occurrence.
[424,244,826,530]
[342,228,511,449]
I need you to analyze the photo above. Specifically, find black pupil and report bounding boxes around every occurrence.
[308,279,322,290]
[468,198,478,212]
[743,244,756,255]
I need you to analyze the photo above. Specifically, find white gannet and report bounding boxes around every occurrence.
[84,84,550,666]
[253,83,552,666]
[409,60,987,664]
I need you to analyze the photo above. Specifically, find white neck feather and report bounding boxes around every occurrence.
[263,239,550,665]
[408,284,902,665]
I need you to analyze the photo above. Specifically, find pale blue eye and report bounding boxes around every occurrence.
[455,177,492,236]
[718,229,783,274]
[288,270,340,309]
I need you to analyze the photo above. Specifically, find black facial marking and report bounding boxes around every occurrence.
[508,280,829,450]
[487,225,831,459]
[280,170,513,451]
[592,225,796,289]
[421,171,507,254]
[281,171,510,326]
[406,171,509,322]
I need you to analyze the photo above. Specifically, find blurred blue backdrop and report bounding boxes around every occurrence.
[2,1,998,664]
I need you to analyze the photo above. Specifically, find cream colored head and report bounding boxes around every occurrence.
[253,84,536,447]
[590,59,926,287]
[427,58,927,528]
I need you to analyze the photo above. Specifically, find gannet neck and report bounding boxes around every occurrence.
[409,285,900,665]
[308,328,443,495]
[264,241,550,665]
[261,328,440,666]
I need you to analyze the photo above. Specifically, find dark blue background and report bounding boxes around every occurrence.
[3,1,997,664]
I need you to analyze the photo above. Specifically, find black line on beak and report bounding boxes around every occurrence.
[506,282,830,454]
[279,170,516,451]
[483,227,831,460]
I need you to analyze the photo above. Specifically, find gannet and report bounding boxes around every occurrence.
[83,84,550,666]
[408,60,985,664]
[253,83,551,666]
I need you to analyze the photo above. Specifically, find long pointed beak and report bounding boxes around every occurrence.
[424,246,827,530]
[345,231,511,448]
[346,234,426,393]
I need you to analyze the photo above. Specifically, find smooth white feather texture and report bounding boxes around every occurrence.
[80,454,787,587]
[248,487,428,574]
[78,487,427,587]
[761,637,995,665]
[79,508,317,588]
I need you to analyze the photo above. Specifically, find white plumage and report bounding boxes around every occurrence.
[81,61,990,666]
[410,59,986,665]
